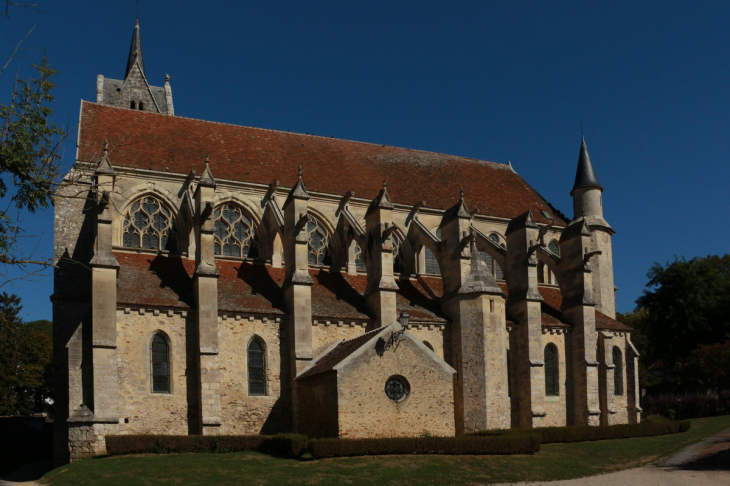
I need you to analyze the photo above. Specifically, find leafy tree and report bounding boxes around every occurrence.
[0,57,64,270]
[636,255,730,367]
[678,340,730,392]
[0,291,23,414]
[0,294,53,415]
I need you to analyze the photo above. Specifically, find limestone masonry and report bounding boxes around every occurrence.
[52,22,640,463]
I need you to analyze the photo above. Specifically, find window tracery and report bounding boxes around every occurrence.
[424,228,441,274]
[548,240,560,256]
[122,196,177,252]
[307,218,331,266]
[353,241,366,271]
[214,204,257,258]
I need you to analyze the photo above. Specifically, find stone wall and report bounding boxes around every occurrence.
[540,332,568,427]
[312,323,367,357]
[218,315,291,435]
[336,336,455,438]
[116,310,191,435]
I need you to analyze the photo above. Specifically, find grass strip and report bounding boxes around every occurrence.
[42,415,730,486]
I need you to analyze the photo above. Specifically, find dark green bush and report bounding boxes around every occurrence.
[309,435,540,459]
[644,391,730,420]
[105,434,307,457]
[468,420,691,444]
[259,434,309,458]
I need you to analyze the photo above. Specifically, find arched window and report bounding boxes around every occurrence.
[353,241,366,271]
[130,101,137,109]
[248,338,266,396]
[214,204,257,258]
[150,334,170,393]
[613,346,624,396]
[306,217,331,266]
[424,228,441,274]
[392,236,406,274]
[480,233,505,280]
[548,240,560,256]
[544,344,559,396]
[138,102,144,110]
[123,196,177,252]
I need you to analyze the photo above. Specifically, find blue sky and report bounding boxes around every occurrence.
[2,1,729,321]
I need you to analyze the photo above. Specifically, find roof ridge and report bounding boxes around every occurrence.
[338,325,386,345]
[81,101,511,169]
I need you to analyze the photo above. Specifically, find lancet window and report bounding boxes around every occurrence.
[248,338,266,396]
[392,236,406,274]
[613,347,624,396]
[353,241,366,271]
[544,344,559,396]
[122,196,177,252]
[548,240,560,256]
[307,218,331,266]
[150,333,170,393]
[424,228,441,274]
[214,204,257,258]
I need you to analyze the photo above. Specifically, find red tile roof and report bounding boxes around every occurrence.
[114,253,443,321]
[296,327,384,380]
[595,311,633,332]
[78,102,566,225]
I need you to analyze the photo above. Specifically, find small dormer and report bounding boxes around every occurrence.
[95,20,174,115]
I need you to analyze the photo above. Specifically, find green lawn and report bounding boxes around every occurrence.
[42,415,730,486]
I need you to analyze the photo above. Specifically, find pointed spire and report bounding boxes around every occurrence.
[571,136,602,195]
[459,239,504,296]
[199,155,216,187]
[286,165,310,203]
[366,180,393,216]
[441,188,471,226]
[125,19,145,79]
[96,139,116,175]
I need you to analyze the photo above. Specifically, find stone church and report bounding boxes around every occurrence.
[52,22,640,462]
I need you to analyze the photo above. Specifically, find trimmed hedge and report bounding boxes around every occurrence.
[105,434,308,458]
[309,435,540,459]
[468,420,691,444]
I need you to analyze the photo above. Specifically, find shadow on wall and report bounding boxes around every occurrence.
[0,417,53,476]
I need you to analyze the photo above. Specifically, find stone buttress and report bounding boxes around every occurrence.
[193,159,222,434]
[364,183,398,329]
[282,170,314,430]
[439,193,510,433]
[505,211,547,427]
[558,220,601,426]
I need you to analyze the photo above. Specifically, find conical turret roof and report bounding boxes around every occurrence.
[571,136,602,195]
[125,20,145,79]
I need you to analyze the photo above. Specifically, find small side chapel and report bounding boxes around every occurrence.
[52,22,640,463]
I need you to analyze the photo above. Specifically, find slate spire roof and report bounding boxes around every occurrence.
[125,19,145,79]
[571,136,603,195]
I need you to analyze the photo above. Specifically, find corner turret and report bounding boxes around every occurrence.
[571,136,604,221]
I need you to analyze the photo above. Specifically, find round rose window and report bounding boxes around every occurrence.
[384,375,410,402]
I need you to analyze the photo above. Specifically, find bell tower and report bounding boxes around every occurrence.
[96,20,174,115]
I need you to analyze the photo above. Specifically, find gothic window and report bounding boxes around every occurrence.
[306,218,332,266]
[480,233,505,280]
[214,204,257,259]
[544,344,559,396]
[390,235,408,274]
[130,101,136,109]
[613,347,624,396]
[123,196,178,252]
[353,241,366,271]
[150,333,170,393]
[139,102,144,110]
[424,228,441,274]
[248,338,266,396]
[548,240,560,256]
